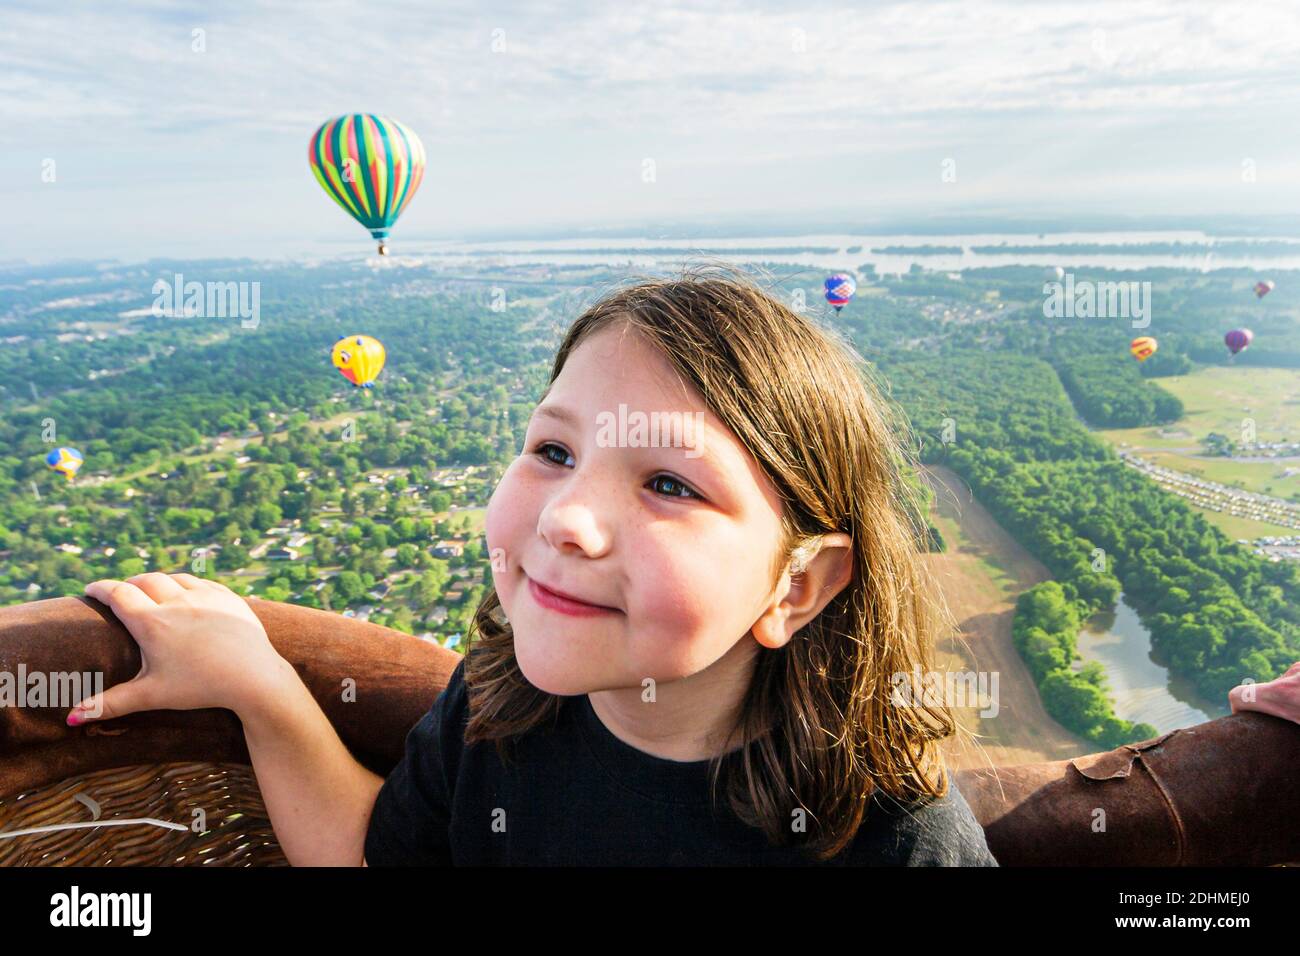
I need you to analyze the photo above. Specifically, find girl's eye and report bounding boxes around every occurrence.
[533,441,574,467]
[530,442,702,500]
[648,474,700,500]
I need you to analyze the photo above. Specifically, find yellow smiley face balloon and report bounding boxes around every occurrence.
[331,334,386,388]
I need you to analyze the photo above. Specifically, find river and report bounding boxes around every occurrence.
[82,228,1300,274]
[369,230,1300,275]
[1076,594,1230,734]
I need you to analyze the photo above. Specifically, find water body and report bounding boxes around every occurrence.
[75,229,1300,274]
[1076,594,1230,734]
[376,230,1300,276]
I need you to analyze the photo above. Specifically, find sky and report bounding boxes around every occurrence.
[4,0,1300,261]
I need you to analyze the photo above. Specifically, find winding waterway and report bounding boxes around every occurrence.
[1076,594,1230,734]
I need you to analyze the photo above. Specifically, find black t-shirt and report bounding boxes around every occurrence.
[364,656,1000,866]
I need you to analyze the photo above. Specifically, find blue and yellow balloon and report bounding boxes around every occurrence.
[46,446,84,481]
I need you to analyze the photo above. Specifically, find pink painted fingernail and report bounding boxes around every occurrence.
[66,710,85,726]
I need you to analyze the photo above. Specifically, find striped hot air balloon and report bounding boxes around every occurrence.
[824,273,857,312]
[308,115,426,256]
[1224,328,1254,356]
[332,334,386,388]
[1130,336,1158,362]
[45,446,84,481]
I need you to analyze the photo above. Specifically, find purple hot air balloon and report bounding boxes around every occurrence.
[1224,328,1254,357]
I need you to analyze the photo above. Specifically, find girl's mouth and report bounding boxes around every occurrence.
[526,574,621,617]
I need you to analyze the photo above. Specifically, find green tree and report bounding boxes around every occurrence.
[252,501,283,532]
[414,565,449,605]
[334,571,364,604]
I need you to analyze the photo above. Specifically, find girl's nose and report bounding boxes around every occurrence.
[535,492,612,559]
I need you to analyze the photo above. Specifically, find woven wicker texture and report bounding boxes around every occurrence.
[0,762,286,867]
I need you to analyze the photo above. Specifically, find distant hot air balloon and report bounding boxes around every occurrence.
[1047,265,1065,281]
[45,446,84,481]
[1224,328,1254,356]
[1130,336,1158,362]
[825,274,857,312]
[308,114,426,256]
[332,334,386,388]
[1254,280,1275,299]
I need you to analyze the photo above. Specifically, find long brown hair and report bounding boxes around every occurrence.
[464,263,968,860]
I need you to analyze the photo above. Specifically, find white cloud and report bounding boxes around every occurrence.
[5,0,1299,134]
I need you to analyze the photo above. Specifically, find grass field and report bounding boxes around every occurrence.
[1098,366,1300,454]
[1094,366,1300,536]
[1182,510,1295,541]
[447,506,487,534]
[923,466,1091,771]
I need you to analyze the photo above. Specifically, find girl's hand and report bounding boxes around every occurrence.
[70,572,292,725]
[1228,661,1300,726]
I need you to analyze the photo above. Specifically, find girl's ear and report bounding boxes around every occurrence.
[752,534,854,650]
[751,601,795,650]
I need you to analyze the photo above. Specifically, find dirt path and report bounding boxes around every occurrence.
[923,465,1092,771]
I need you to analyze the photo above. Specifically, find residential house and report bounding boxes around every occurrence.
[432,540,463,559]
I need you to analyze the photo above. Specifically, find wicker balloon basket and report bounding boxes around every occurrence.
[0,597,461,868]
[0,762,286,867]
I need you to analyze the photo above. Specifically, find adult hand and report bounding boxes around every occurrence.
[1228,661,1300,726]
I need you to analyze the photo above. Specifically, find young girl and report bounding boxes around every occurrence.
[74,267,999,866]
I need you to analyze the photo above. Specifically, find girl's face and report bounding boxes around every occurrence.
[485,321,790,696]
